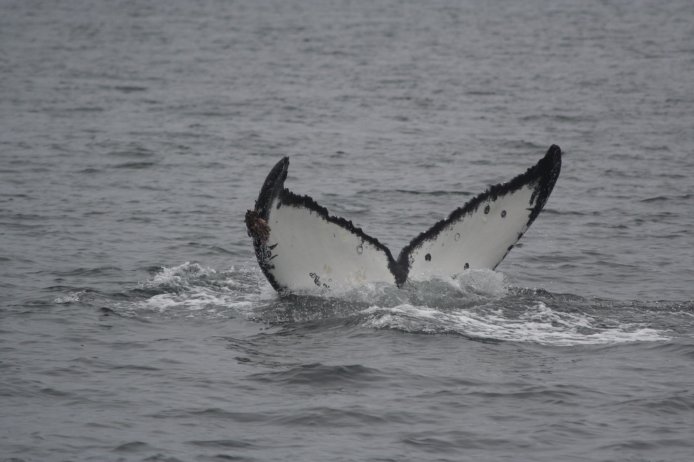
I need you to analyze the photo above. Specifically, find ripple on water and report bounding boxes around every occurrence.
[247,363,385,387]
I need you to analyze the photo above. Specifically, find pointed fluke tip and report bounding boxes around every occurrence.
[253,156,291,219]
[539,145,562,170]
[277,156,290,176]
[268,156,289,177]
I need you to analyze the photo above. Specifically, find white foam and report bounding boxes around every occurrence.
[53,291,85,304]
[298,269,509,308]
[130,262,270,318]
[125,264,671,345]
[361,301,669,345]
[449,269,510,298]
[143,262,217,291]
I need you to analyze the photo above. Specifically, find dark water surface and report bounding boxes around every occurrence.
[2,1,693,461]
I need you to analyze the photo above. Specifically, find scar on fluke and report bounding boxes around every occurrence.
[245,145,562,293]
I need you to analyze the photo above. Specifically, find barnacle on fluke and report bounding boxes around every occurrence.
[244,209,270,244]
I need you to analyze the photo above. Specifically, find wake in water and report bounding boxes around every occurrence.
[56,262,681,346]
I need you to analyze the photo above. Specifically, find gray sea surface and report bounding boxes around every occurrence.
[2,1,693,461]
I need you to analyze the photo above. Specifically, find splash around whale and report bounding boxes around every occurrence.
[246,146,562,294]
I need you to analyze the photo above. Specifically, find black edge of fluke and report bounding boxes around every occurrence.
[396,144,562,272]
[247,157,289,293]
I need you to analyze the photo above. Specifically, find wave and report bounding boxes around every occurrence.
[99,263,684,346]
[359,302,667,346]
[129,262,274,318]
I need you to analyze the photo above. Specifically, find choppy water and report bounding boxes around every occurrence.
[2,1,693,461]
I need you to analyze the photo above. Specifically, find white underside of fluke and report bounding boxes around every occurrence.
[407,184,535,281]
[248,146,562,294]
[266,197,396,292]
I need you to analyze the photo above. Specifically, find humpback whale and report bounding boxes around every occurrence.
[246,145,562,293]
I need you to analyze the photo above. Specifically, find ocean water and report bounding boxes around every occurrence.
[1,1,693,461]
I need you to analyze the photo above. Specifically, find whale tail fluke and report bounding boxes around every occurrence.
[247,146,562,294]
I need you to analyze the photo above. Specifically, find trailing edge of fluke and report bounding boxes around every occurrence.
[246,145,562,294]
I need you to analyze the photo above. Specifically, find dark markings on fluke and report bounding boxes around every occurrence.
[246,145,562,293]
